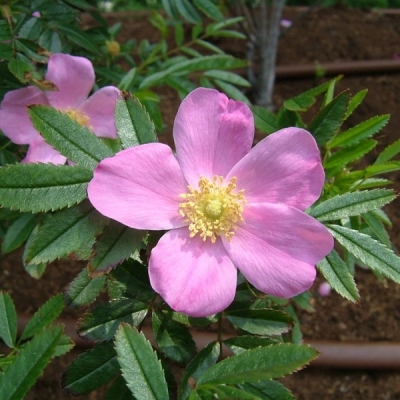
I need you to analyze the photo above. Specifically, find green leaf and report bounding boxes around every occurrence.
[363,211,391,248]
[64,267,106,308]
[152,311,196,364]
[8,58,32,83]
[57,25,100,54]
[325,139,376,171]
[317,250,359,302]
[205,17,244,33]
[224,336,279,355]
[105,375,135,400]
[62,342,119,394]
[308,91,349,147]
[309,189,396,221]
[374,138,400,165]
[225,309,292,336]
[193,0,224,20]
[0,325,62,400]
[89,220,145,275]
[54,334,75,357]
[213,79,250,105]
[1,213,37,253]
[196,39,224,54]
[25,202,108,264]
[119,67,137,91]
[115,94,157,149]
[366,161,400,177]
[328,115,389,148]
[139,55,247,89]
[344,89,368,120]
[108,260,154,302]
[77,298,148,341]
[0,164,92,212]
[29,105,114,170]
[203,70,250,87]
[283,94,316,112]
[178,342,220,400]
[327,224,400,284]
[114,324,169,400]
[241,380,295,400]
[196,344,318,386]
[0,292,17,348]
[210,385,259,399]
[251,106,278,134]
[176,0,202,24]
[20,293,64,341]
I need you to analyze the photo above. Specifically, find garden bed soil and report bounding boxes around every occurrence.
[2,5,400,399]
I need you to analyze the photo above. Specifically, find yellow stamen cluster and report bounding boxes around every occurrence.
[106,40,121,57]
[179,175,246,243]
[64,108,91,128]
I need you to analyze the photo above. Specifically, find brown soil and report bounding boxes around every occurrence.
[2,5,400,400]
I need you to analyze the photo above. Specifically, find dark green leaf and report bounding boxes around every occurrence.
[0,292,17,348]
[0,163,92,212]
[0,325,62,400]
[25,202,108,264]
[283,94,315,112]
[64,267,106,309]
[344,89,368,120]
[176,0,202,24]
[62,342,119,394]
[57,25,100,54]
[152,311,196,364]
[225,309,292,336]
[178,342,220,400]
[105,375,135,400]
[115,324,169,399]
[309,189,396,221]
[363,211,391,248]
[252,106,278,134]
[213,79,250,105]
[115,94,156,149]
[29,105,114,170]
[193,0,224,20]
[77,298,148,341]
[20,293,65,341]
[8,58,32,83]
[1,213,37,253]
[196,344,318,386]
[317,250,359,302]
[328,224,400,284]
[308,91,349,147]
[54,334,75,357]
[211,385,259,399]
[224,336,279,355]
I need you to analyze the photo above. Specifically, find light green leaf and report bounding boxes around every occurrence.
[115,94,156,149]
[366,161,400,177]
[178,342,220,400]
[374,138,400,165]
[0,325,62,400]
[362,211,391,248]
[223,336,279,355]
[152,311,196,364]
[204,70,250,87]
[64,267,106,308]
[62,342,119,394]
[196,39,224,54]
[88,220,145,275]
[197,344,318,386]
[54,334,74,357]
[211,385,259,399]
[20,293,64,341]
[77,299,148,341]
[344,89,368,120]
[328,115,389,148]
[29,105,114,170]
[176,0,202,24]
[115,324,169,400]
[213,79,250,105]
[25,202,108,264]
[309,189,396,221]
[205,17,244,33]
[8,58,32,83]
[327,224,400,283]
[118,67,137,91]
[317,250,359,302]
[252,106,278,134]
[0,292,17,348]
[0,164,92,212]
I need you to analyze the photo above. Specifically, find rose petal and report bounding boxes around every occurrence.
[227,128,325,210]
[79,86,120,139]
[45,53,95,109]
[22,139,67,164]
[88,143,188,230]
[0,86,49,144]
[223,203,333,298]
[174,87,254,187]
[149,227,237,317]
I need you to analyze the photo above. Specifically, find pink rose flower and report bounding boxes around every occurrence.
[318,281,332,297]
[0,53,120,164]
[88,88,334,317]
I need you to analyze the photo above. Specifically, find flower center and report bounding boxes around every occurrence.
[64,108,91,127]
[179,175,246,243]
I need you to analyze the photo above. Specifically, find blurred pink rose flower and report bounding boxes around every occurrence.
[280,19,292,28]
[0,53,120,164]
[88,87,334,317]
[318,281,332,296]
